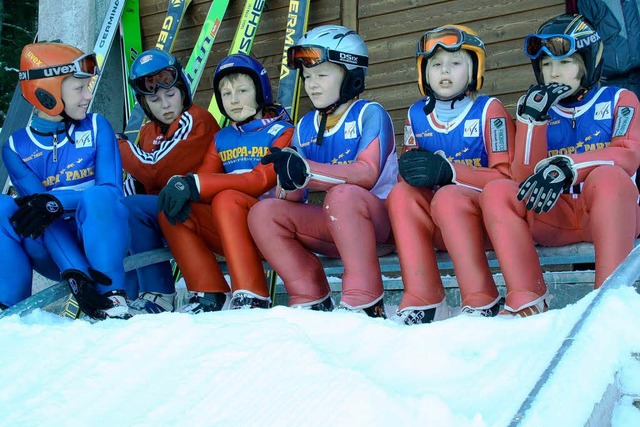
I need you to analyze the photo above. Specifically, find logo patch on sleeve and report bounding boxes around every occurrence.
[613,106,635,137]
[490,117,507,152]
[74,130,93,148]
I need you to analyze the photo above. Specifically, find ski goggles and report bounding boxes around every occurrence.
[18,53,99,81]
[286,45,368,69]
[132,66,179,95]
[417,27,477,57]
[524,34,577,60]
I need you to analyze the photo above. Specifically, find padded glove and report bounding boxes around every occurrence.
[518,83,573,122]
[517,155,576,213]
[62,269,114,320]
[399,148,454,187]
[158,174,199,224]
[10,193,64,239]
[261,146,310,191]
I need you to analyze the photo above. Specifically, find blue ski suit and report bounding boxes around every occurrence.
[0,113,129,306]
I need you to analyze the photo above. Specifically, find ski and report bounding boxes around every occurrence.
[122,0,193,145]
[265,0,311,306]
[276,0,310,122]
[120,0,143,120]
[183,0,231,94]
[207,0,266,127]
[0,0,127,194]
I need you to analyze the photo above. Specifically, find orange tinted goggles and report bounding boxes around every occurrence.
[417,27,466,57]
[19,53,99,81]
[287,46,328,69]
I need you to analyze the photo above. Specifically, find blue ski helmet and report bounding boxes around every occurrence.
[212,54,273,120]
[527,14,603,90]
[129,49,192,123]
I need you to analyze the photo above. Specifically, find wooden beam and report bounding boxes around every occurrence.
[341,0,358,30]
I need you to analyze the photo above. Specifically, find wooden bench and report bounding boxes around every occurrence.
[127,239,640,308]
[3,239,639,318]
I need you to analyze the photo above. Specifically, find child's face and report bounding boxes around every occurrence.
[302,61,345,110]
[426,49,470,100]
[144,86,184,125]
[61,76,93,121]
[219,74,261,123]
[540,54,582,95]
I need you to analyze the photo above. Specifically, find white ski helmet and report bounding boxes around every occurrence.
[287,25,368,110]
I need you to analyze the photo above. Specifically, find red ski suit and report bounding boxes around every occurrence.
[480,87,640,311]
[119,104,219,195]
[387,96,516,310]
[158,111,294,297]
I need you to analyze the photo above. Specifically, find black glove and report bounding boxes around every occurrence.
[517,155,576,213]
[10,193,64,239]
[261,146,309,191]
[158,174,200,225]
[518,83,573,122]
[399,148,454,187]
[62,269,114,320]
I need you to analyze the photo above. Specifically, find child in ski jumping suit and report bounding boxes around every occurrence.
[386,25,516,325]
[157,54,294,312]
[118,49,220,314]
[0,42,130,319]
[479,14,640,316]
[248,25,399,318]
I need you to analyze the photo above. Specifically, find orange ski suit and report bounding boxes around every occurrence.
[158,112,294,297]
[480,87,640,311]
[387,96,516,310]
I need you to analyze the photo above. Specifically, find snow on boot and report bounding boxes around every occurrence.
[460,296,503,318]
[178,292,231,314]
[334,295,386,319]
[129,292,175,315]
[229,290,270,309]
[99,290,132,320]
[499,291,549,317]
[291,294,334,311]
[395,299,449,325]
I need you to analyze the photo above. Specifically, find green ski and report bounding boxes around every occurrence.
[120,0,143,120]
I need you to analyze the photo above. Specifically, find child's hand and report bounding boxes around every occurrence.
[261,147,310,191]
[157,174,200,224]
[10,193,64,239]
[399,148,454,188]
[517,155,576,213]
[519,83,572,122]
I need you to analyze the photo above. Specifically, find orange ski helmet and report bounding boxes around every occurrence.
[19,42,99,116]
[416,25,486,96]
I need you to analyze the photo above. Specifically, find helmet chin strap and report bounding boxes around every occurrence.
[422,88,468,115]
[314,97,347,146]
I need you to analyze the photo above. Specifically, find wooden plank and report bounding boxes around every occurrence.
[359,0,564,41]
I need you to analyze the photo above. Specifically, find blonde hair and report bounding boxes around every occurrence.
[425,49,477,99]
